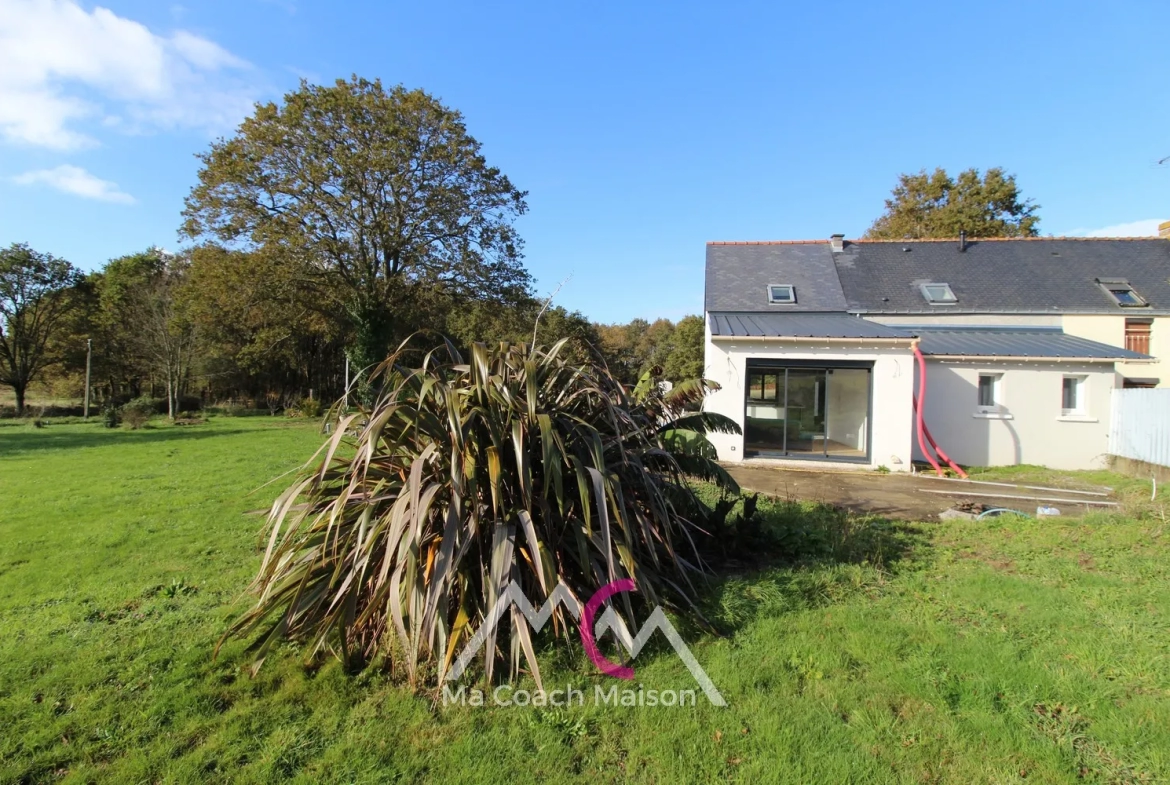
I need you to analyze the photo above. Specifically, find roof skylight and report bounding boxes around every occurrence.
[920,283,957,304]
[1097,279,1147,308]
[768,284,796,304]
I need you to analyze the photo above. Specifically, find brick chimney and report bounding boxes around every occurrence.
[829,234,845,252]
[1159,220,1170,239]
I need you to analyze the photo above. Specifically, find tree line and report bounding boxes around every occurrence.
[0,240,706,418]
[2,75,1040,418]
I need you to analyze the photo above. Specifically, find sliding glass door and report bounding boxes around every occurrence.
[784,369,827,456]
[744,362,871,461]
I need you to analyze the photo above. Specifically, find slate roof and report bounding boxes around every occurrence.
[705,242,847,312]
[909,326,1152,360]
[705,238,1170,315]
[708,312,913,339]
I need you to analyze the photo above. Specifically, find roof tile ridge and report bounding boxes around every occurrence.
[856,236,1164,243]
[706,240,826,246]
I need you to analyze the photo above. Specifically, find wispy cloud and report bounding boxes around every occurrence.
[0,0,258,150]
[1069,218,1163,238]
[12,165,135,204]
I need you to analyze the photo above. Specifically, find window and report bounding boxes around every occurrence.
[1062,375,1087,415]
[920,283,957,304]
[1097,279,1148,308]
[1122,378,1159,389]
[768,284,796,304]
[748,372,780,401]
[1125,319,1152,354]
[977,373,1002,410]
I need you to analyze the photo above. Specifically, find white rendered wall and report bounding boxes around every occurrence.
[915,360,1115,470]
[1061,315,1166,387]
[703,327,915,470]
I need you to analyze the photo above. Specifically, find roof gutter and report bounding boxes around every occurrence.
[709,334,915,344]
[925,354,1157,363]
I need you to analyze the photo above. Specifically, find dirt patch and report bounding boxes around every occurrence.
[724,464,1092,521]
[726,464,950,520]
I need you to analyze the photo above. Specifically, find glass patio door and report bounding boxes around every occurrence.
[784,370,827,456]
[744,363,871,461]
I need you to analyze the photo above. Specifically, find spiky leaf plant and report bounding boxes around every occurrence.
[224,339,739,689]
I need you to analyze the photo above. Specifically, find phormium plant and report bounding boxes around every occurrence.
[223,338,739,689]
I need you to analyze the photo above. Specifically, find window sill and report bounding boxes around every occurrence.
[972,411,1013,420]
[1057,415,1098,423]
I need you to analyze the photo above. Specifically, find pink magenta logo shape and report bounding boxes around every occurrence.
[579,578,636,679]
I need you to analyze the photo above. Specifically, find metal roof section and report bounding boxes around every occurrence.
[709,316,1153,361]
[902,325,1154,361]
[708,312,915,339]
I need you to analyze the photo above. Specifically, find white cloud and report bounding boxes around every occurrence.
[1074,219,1163,238]
[0,0,257,149]
[12,164,135,203]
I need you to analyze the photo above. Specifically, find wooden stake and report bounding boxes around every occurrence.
[918,474,1110,497]
[917,489,1117,507]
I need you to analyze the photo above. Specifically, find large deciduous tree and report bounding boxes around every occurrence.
[181,76,531,399]
[123,253,199,420]
[87,249,167,401]
[0,243,81,416]
[864,167,1040,240]
[185,244,346,404]
[661,314,705,382]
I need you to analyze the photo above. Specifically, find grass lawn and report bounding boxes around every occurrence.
[2,417,1169,783]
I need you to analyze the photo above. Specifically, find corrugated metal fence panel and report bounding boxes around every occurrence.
[1110,389,1170,468]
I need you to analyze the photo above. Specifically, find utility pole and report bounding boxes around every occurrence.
[83,338,92,420]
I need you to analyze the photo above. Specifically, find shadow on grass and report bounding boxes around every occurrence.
[0,424,250,457]
[685,493,931,638]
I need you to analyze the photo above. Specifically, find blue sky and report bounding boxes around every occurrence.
[2,0,1169,323]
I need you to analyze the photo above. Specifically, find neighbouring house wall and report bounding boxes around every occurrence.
[1061,315,1167,387]
[703,325,915,470]
[916,360,1115,470]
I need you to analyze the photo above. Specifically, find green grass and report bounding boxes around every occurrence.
[2,419,1169,782]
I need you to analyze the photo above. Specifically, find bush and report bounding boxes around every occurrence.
[102,402,121,428]
[121,397,158,429]
[225,339,737,685]
[291,397,322,418]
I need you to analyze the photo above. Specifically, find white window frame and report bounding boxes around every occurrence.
[974,371,1005,416]
[1060,374,1089,418]
[768,284,796,304]
[920,282,957,304]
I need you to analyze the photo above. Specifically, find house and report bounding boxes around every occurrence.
[703,233,1165,471]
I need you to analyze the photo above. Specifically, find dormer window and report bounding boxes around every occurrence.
[1097,279,1147,308]
[920,283,957,304]
[768,284,796,304]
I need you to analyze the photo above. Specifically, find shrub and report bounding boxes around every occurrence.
[297,397,322,419]
[225,339,738,686]
[285,397,322,419]
[121,397,158,429]
[102,402,121,428]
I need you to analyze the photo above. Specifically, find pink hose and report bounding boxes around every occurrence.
[912,342,968,479]
[913,341,943,476]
